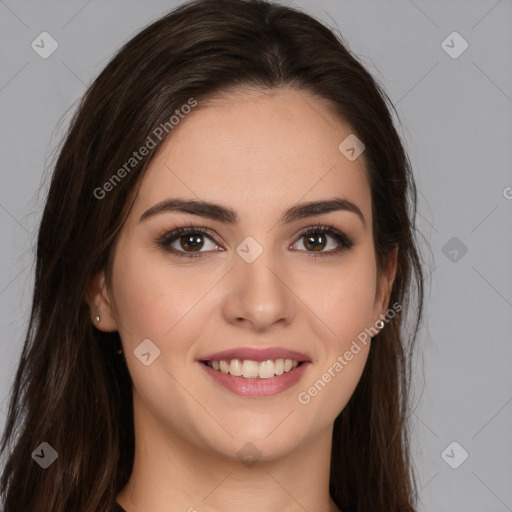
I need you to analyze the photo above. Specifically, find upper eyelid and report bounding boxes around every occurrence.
[158,224,352,251]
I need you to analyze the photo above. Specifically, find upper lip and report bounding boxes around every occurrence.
[199,347,312,363]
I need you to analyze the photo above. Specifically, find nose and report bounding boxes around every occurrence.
[221,247,295,332]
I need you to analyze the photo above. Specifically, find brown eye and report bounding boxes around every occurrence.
[303,232,328,252]
[178,233,205,252]
[157,227,220,258]
[292,225,354,256]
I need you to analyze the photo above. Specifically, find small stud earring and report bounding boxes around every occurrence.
[95,315,100,323]
[376,320,385,329]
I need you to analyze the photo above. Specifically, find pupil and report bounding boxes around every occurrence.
[305,233,325,251]
[182,234,203,251]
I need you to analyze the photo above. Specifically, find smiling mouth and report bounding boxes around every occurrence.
[202,358,305,379]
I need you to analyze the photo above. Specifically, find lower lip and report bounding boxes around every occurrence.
[198,361,311,397]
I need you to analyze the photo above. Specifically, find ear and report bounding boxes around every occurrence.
[85,271,118,332]
[372,246,398,324]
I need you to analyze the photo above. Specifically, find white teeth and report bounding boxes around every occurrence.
[229,359,243,376]
[242,359,259,378]
[258,360,275,379]
[205,358,302,378]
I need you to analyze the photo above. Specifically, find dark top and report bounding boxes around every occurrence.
[113,503,127,512]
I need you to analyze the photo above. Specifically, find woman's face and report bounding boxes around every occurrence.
[92,87,396,461]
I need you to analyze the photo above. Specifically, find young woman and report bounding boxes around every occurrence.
[0,0,425,511]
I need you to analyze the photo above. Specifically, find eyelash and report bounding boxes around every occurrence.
[156,222,355,259]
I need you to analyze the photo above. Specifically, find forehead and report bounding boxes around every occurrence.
[131,87,371,225]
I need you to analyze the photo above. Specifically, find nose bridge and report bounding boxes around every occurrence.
[223,236,294,329]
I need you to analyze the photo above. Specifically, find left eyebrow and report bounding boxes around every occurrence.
[139,197,366,228]
[281,198,365,228]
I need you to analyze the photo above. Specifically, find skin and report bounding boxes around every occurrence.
[87,87,397,512]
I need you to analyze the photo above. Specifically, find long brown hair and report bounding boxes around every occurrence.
[0,1,425,510]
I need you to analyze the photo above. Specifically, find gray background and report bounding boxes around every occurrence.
[1,0,511,510]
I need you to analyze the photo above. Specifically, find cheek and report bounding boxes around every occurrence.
[294,261,376,424]
[305,251,378,351]
[110,247,190,344]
